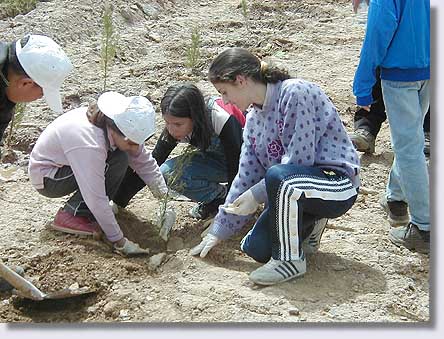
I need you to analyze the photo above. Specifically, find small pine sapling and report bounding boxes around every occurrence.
[6,103,26,148]
[157,145,196,241]
[186,27,201,73]
[101,2,118,91]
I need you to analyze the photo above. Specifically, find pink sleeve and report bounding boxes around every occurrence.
[64,147,124,242]
[215,98,246,127]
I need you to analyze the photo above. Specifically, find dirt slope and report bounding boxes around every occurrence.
[0,0,429,323]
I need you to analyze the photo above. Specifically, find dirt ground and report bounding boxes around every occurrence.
[0,0,430,323]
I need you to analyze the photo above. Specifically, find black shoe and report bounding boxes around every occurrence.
[389,223,430,254]
[379,195,409,227]
[188,197,226,220]
[349,128,376,153]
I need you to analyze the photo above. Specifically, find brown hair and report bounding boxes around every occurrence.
[208,47,290,84]
[8,35,31,77]
[86,101,124,136]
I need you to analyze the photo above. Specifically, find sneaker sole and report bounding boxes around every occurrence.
[388,232,430,254]
[49,223,95,236]
[249,271,305,286]
[350,134,375,153]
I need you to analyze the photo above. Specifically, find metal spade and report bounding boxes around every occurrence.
[0,261,95,301]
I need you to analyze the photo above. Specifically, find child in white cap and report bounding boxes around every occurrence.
[28,92,175,256]
[0,34,72,144]
[0,34,72,291]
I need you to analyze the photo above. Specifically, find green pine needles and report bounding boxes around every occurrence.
[186,27,201,72]
[6,103,25,148]
[240,0,248,18]
[157,145,196,240]
[101,2,118,91]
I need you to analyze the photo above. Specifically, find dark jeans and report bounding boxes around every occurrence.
[37,149,129,218]
[354,70,430,137]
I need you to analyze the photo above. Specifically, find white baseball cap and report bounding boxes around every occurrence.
[97,91,156,145]
[15,34,73,113]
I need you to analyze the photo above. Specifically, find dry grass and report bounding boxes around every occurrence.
[0,0,37,19]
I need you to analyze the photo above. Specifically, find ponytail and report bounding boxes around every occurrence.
[209,47,290,85]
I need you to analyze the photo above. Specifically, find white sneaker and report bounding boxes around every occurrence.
[249,255,306,286]
[302,218,328,254]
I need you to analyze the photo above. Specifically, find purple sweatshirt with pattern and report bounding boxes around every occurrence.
[211,79,360,240]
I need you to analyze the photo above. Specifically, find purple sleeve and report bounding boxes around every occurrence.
[211,128,266,240]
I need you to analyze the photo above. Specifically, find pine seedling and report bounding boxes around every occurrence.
[6,103,26,148]
[240,0,248,19]
[157,145,196,241]
[100,1,118,91]
[186,27,201,72]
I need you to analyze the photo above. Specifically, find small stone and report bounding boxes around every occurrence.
[289,307,300,316]
[146,33,161,43]
[119,309,130,319]
[332,264,346,271]
[68,282,79,290]
[87,305,98,313]
[104,301,121,317]
[148,253,167,270]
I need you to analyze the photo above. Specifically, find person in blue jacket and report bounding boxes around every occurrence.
[353,0,430,254]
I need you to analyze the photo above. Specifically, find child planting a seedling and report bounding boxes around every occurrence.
[29,91,175,256]
[113,83,245,222]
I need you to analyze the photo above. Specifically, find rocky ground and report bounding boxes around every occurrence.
[0,0,430,323]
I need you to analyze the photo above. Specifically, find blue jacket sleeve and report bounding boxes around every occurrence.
[353,0,398,106]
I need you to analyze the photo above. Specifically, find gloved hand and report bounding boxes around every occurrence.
[157,205,177,241]
[222,189,259,216]
[190,234,220,258]
[148,178,169,200]
[113,237,150,256]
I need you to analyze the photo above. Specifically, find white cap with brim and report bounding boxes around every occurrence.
[97,91,156,145]
[15,34,73,113]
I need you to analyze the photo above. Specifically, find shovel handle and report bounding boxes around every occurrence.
[0,262,46,300]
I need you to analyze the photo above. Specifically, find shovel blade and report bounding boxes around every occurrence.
[44,286,96,300]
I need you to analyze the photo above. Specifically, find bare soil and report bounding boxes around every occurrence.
[0,0,429,323]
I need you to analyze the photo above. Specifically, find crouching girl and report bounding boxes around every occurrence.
[29,91,174,256]
[191,48,360,285]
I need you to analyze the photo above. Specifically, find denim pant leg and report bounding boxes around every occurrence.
[382,80,430,231]
[160,151,228,204]
[265,164,357,261]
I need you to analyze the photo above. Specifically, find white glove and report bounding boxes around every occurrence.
[222,189,259,216]
[148,178,168,200]
[190,234,220,258]
[114,238,150,256]
[157,206,177,241]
